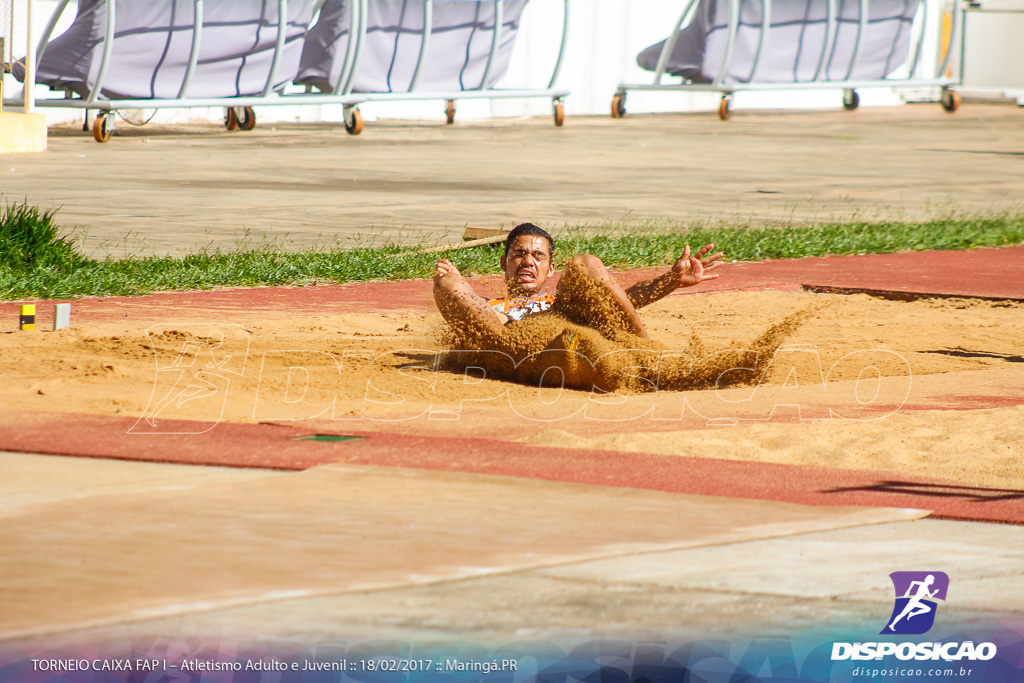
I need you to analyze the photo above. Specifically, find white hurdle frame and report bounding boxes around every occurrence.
[610,0,965,120]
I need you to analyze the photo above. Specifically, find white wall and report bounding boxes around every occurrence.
[960,5,1024,104]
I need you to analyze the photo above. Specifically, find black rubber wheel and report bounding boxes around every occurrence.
[843,90,860,111]
[941,89,961,113]
[345,108,364,135]
[92,114,112,143]
[238,106,257,131]
[611,94,626,119]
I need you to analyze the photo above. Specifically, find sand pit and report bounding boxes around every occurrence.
[1,288,1021,489]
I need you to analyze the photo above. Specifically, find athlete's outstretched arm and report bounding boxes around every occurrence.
[625,243,725,309]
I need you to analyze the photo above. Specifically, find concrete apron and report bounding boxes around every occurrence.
[0,451,925,640]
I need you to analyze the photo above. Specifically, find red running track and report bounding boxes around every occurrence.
[2,246,1022,326]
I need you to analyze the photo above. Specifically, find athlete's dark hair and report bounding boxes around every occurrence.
[504,223,554,257]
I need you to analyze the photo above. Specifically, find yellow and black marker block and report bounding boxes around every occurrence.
[19,304,36,330]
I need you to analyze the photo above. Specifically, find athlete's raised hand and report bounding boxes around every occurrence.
[671,243,724,288]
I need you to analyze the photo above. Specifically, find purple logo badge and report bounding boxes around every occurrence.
[882,571,950,635]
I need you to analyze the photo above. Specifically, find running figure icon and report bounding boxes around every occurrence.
[887,575,938,632]
[882,571,949,635]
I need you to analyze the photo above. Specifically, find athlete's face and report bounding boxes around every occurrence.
[501,234,555,295]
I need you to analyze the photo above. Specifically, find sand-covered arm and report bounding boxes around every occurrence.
[625,244,724,309]
[433,259,510,334]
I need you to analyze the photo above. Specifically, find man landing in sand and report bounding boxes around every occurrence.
[433,223,724,344]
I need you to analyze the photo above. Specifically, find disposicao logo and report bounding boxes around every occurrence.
[831,571,997,664]
[882,571,949,635]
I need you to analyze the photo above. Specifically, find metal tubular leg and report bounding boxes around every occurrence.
[844,0,869,80]
[479,1,503,90]
[713,0,742,87]
[333,0,361,94]
[813,0,837,80]
[34,0,72,70]
[907,0,927,79]
[407,0,432,92]
[546,0,570,89]
[747,0,772,82]
[653,0,698,85]
[341,0,367,95]
[177,0,204,99]
[262,0,288,96]
[25,0,36,112]
[86,0,117,105]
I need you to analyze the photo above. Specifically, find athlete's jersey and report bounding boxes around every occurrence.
[487,293,556,322]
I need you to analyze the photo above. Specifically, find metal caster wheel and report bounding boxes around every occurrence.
[238,106,257,131]
[941,89,961,113]
[225,107,240,131]
[611,94,626,119]
[718,95,732,121]
[92,114,113,143]
[446,100,456,124]
[345,107,364,135]
[843,89,860,111]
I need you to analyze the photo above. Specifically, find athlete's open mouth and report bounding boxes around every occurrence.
[516,268,536,282]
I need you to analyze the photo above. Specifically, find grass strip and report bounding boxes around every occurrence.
[3,202,1024,299]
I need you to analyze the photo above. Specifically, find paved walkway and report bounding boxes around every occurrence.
[3,448,1022,648]
[4,104,1023,256]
